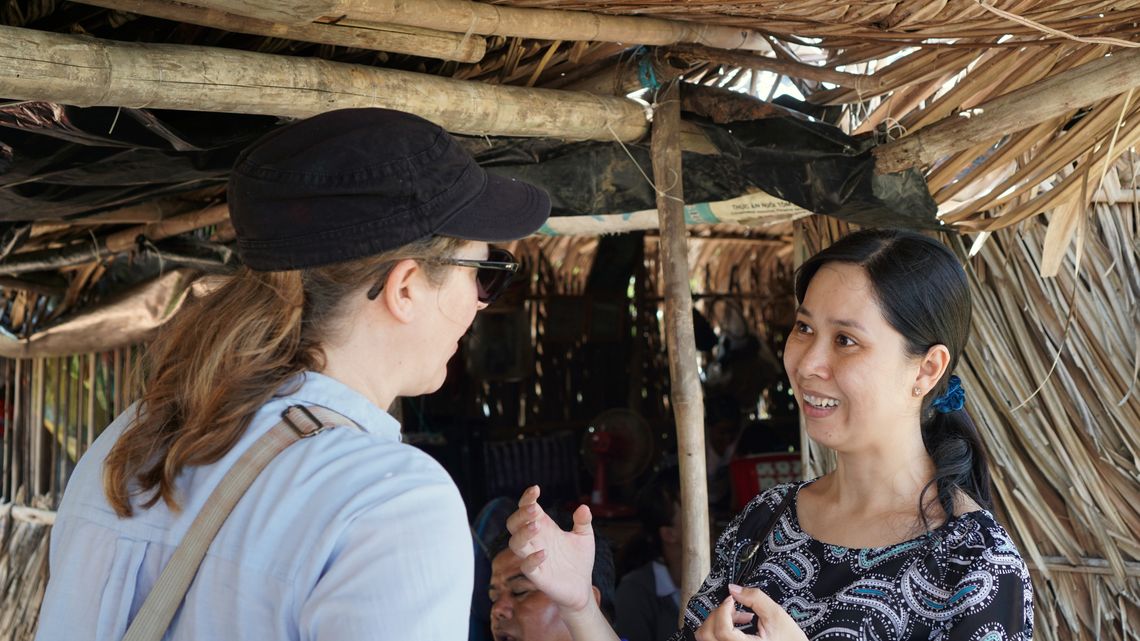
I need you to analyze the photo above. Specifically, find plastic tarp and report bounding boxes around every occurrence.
[0,102,278,221]
[465,116,938,230]
[2,102,937,230]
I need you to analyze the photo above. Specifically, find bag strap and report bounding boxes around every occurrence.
[727,484,797,589]
[122,405,360,641]
[739,484,796,548]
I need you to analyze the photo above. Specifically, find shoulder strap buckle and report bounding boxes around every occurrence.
[281,405,329,438]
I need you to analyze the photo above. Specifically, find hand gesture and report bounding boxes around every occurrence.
[694,584,809,641]
[505,485,596,613]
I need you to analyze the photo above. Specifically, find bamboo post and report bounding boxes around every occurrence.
[31,358,44,497]
[86,354,97,449]
[874,47,1140,174]
[10,359,22,500]
[651,80,709,613]
[180,0,773,52]
[1,360,10,501]
[0,25,648,142]
[72,0,487,62]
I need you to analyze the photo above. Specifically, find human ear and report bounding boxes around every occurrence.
[659,525,680,545]
[591,586,601,608]
[914,344,951,397]
[380,259,420,323]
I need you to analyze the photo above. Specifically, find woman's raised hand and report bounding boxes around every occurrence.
[505,485,596,613]
[694,584,809,641]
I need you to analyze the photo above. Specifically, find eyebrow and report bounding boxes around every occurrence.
[489,573,530,590]
[797,307,868,333]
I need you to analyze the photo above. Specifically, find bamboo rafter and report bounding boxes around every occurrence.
[0,24,648,141]
[71,0,489,62]
[491,0,1140,47]
[176,0,776,51]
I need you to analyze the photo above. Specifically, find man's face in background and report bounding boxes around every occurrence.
[489,550,573,641]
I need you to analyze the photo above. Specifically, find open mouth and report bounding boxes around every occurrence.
[803,393,840,409]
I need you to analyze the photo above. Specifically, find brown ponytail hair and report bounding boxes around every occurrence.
[104,235,467,517]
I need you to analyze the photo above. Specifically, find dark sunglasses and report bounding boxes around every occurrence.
[366,247,521,304]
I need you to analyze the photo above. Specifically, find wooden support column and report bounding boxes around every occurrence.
[0,25,648,141]
[874,47,1140,174]
[651,80,709,613]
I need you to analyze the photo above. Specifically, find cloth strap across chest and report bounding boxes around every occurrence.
[122,405,361,641]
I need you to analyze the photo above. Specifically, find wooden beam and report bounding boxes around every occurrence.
[561,60,645,96]
[0,205,230,275]
[104,204,230,253]
[72,0,486,63]
[183,0,773,52]
[0,275,69,297]
[30,199,195,239]
[651,80,709,615]
[874,47,1140,174]
[679,83,807,124]
[0,25,647,141]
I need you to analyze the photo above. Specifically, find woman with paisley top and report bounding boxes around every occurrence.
[506,229,1033,641]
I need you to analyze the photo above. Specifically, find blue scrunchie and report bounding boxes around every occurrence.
[931,375,965,414]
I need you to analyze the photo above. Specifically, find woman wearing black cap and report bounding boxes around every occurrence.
[36,108,550,641]
[505,230,1033,641]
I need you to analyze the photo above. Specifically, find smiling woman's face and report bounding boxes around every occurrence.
[782,262,923,453]
[489,550,572,641]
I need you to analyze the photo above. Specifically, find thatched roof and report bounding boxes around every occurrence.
[1,1,1138,639]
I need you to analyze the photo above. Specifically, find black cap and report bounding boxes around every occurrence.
[227,108,551,271]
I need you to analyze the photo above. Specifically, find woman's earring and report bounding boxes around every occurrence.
[913,386,922,397]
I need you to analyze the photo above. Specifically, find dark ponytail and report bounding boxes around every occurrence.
[795,229,994,528]
[919,398,993,527]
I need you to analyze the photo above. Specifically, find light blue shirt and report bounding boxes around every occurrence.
[36,372,474,641]
[651,560,681,608]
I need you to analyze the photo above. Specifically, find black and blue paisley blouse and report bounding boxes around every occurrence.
[669,481,1034,640]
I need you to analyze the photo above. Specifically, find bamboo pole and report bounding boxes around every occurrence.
[182,0,773,52]
[874,47,1140,174]
[562,58,647,96]
[0,205,230,276]
[651,80,709,614]
[29,198,195,238]
[0,25,648,142]
[72,0,486,62]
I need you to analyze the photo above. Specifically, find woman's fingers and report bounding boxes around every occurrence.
[505,485,541,534]
[694,595,757,641]
[728,584,803,641]
[730,610,754,626]
[519,549,546,574]
[506,486,547,558]
[571,504,593,534]
[727,584,779,617]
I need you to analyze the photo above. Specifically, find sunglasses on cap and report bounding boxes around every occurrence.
[366,247,521,304]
